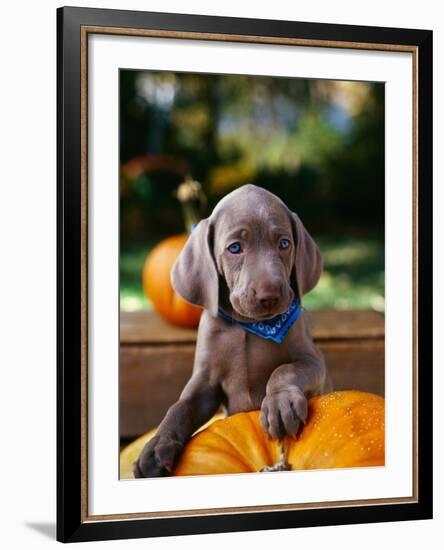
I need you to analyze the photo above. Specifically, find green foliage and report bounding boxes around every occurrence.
[120,71,384,238]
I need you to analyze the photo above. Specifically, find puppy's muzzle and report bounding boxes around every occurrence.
[253,281,281,311]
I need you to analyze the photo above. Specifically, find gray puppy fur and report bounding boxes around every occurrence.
[133,184,331,478]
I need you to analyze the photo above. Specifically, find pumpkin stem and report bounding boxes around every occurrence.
[176,175,207,234]
[260,443,291,472]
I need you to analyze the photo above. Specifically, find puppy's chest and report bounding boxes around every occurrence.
[218,328,295,412]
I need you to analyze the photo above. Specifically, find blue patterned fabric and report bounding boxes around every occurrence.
[218,299,302,344]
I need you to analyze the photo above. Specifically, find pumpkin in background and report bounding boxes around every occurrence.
[142,234,202,327]
[173,391,385,476]
[142,177,205,328]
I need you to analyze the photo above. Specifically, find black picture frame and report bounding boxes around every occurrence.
[57,6,433,543]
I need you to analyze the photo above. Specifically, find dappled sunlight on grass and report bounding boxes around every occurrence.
[304,236,384,311]
[120,244,151,312]
[304,271,384,311]
[120,290,149,312]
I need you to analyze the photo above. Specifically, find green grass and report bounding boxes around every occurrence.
[304,236,384,311]
[120,243,152,312]
[120,235,384,312]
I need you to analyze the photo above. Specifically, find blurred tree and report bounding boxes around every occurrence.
[119,70,384,239]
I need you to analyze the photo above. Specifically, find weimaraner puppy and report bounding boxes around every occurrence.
[133,184,331,478]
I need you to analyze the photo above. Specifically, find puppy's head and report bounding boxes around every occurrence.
[171,184,322,321]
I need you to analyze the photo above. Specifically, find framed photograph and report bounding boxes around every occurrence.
[57,6,433,543]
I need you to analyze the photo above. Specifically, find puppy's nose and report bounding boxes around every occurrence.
[255,283,281,309]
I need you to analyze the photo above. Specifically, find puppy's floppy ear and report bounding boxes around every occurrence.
[171,218,219,316]
[290,212,323,298]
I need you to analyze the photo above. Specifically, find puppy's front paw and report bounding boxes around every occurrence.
[133,435,183,478]
[260,387,308,440]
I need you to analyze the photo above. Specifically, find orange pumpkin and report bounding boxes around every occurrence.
[173,391,385,475]
[142,234,202,327]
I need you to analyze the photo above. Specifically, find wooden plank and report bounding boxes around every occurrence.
[322,340,385,397]
[120,311,197,344]
[120,309,384,344]
[119,345,195,437]
[119,339,385,439]
[310,310,384,341]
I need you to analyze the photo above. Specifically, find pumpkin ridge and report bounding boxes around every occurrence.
[190,442,250,463]
[175,442,250,475]
[245,411,276,470]
[210,414,274,471]
[288,398,342,465]
[205,420,252,470]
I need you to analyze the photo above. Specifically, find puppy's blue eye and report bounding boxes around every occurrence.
[228,242,242,254]
[279,239,290,250]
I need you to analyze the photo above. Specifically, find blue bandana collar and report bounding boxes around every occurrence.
[218,299,302,344]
